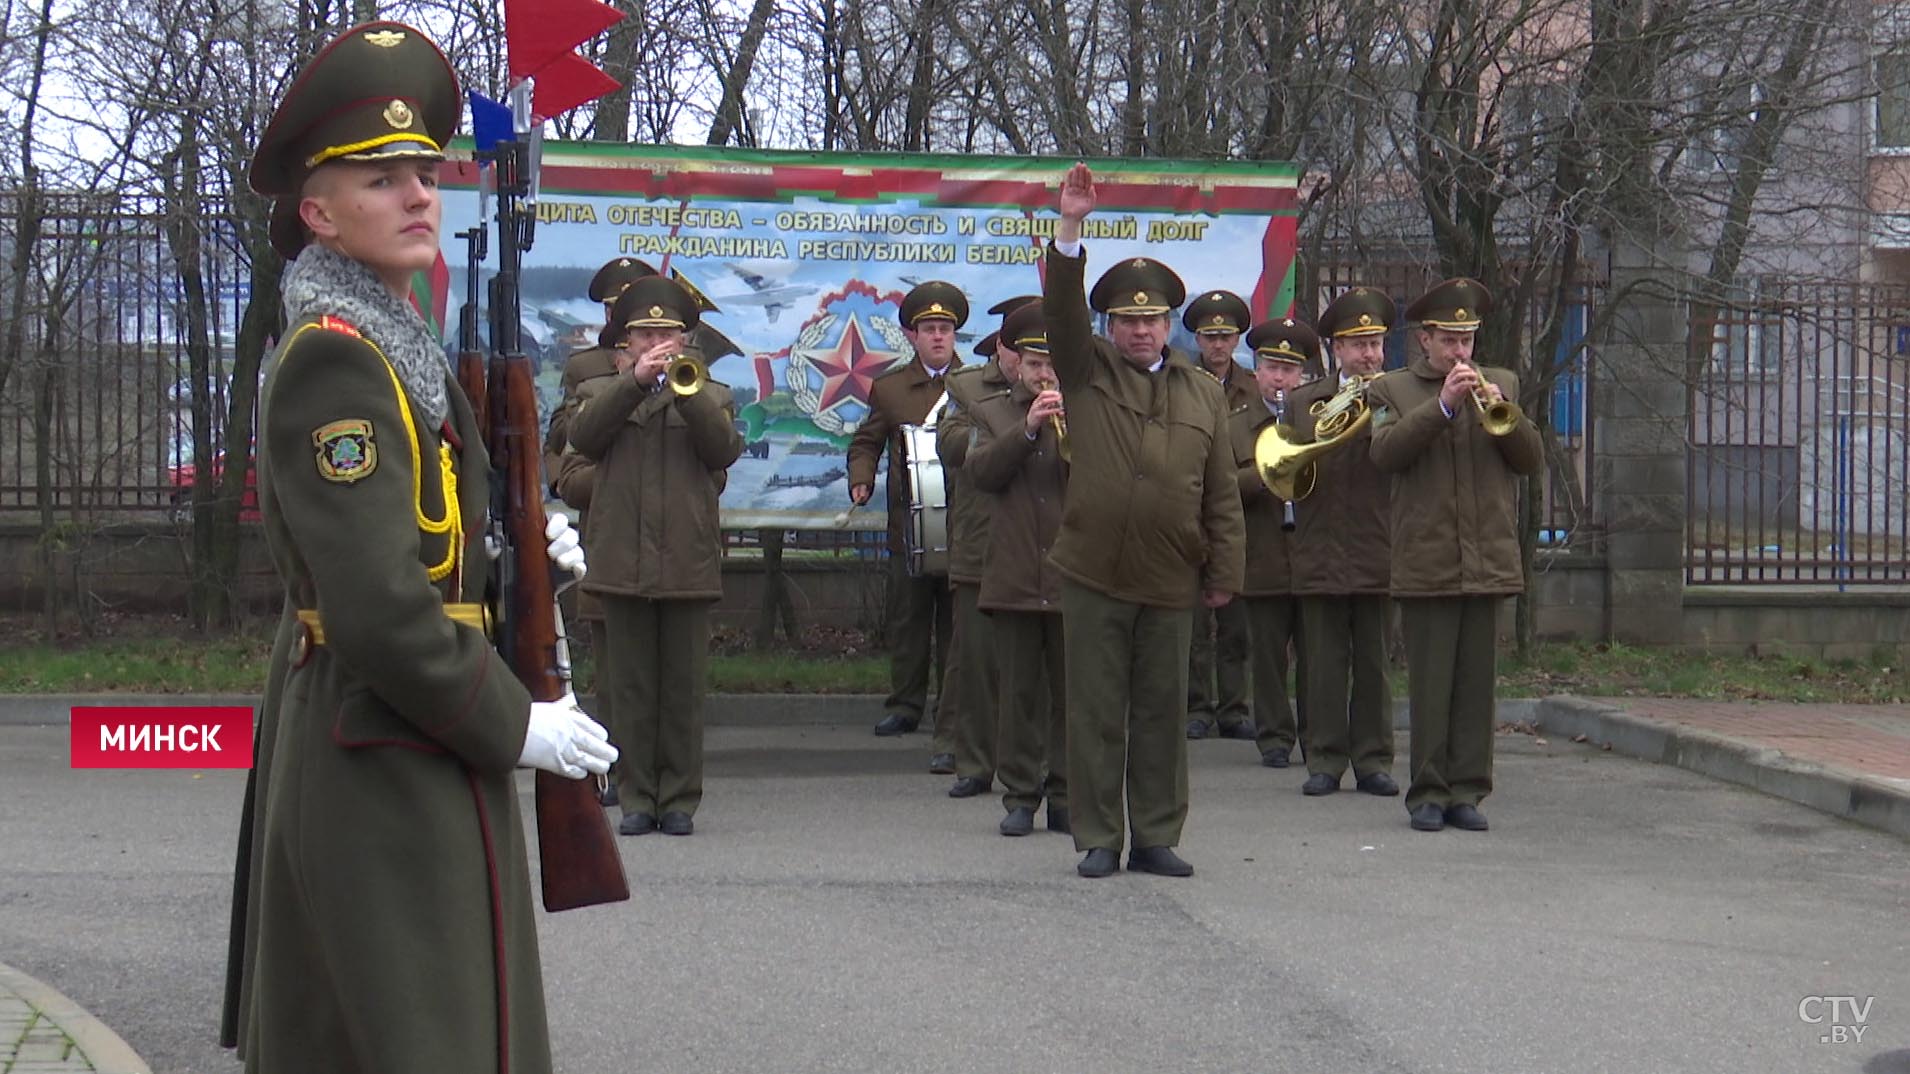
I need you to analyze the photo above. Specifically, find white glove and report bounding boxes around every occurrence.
[545,511,586,581]
[519,693,617,779]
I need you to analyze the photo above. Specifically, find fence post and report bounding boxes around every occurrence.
[1595,234,1688,644]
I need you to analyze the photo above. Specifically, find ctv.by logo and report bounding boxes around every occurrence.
[1798,996,1873,1045]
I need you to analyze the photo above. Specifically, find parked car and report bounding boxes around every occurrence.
[167,451,261,522]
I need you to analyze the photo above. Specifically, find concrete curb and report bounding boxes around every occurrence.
[2,693,1546,729]
[0,960,151,1074]
[1536,696,1910,840]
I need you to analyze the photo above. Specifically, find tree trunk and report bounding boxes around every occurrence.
[706,0,779,147]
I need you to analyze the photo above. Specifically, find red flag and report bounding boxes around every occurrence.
[505,0,622,81]
[530,52,622,120]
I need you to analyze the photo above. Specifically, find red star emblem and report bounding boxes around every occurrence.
[809,316,897,411]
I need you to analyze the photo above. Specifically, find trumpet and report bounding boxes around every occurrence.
[665,355,706,397]
[1462,364,1522,436]
[1032,377,1070,461]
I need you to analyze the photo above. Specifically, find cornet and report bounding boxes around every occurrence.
[1461,363,1522,436]
[1032,376,1070,462]
[665,355,706,397]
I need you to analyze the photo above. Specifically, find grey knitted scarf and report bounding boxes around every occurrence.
[280,244,450,429]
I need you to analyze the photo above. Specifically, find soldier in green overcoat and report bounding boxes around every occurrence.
[1366,278,1544,832]
[1045,164,1246,879]
[220,21,616,1074]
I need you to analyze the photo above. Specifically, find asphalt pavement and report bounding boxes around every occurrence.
[2,717,1906,1074]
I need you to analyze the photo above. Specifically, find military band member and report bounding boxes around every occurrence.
[847,282,968,745]
[568,277,745,836]
[1289,288,1400,797]
[1234,318,1313,770]
[965,304,1071,837]
[1047,163,1246,879]
[935,295,1036,795]
[1366,278,1542,832]
[547,256,653,807]
[223,22,613,1074]
[1181,289,1256,741]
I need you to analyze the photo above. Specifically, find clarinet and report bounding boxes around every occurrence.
[1275,390,1296,532]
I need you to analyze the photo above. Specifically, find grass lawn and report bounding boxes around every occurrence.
[0,615,1903,702]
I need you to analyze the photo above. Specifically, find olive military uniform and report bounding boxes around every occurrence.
[845,283,968,739]
[1290,288,1398,788]
[1044,244,1246,859]
[1365,279,1543,821]
[966,304,1069,829]
[1181,291,1256,738]
[222,22,556,1074]
[936,358,1015,788]
[568,278,744,826]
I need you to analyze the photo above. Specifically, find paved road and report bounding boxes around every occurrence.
[2,721,1906,1074]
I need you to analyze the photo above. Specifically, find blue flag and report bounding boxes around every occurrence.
[468,90,513,154]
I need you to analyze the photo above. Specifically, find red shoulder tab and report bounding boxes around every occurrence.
[317,315,362,338]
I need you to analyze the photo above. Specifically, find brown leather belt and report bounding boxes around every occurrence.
[293,604,491,665]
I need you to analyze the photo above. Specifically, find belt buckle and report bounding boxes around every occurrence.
[292,620,316,668]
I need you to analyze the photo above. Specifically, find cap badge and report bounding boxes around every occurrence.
[1133,291,1148,305]
[1358,313,1372,326]
[1131,258,1147,269]
[1455,307,1468,319]
[1209,315,1225,326]
[363,30,406,47]
[1210,292,1223,301]
[649,305,664,319]
[383,100,414,130]
[1282,318,1294,326]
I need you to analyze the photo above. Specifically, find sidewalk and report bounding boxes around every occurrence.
[0,962,148,1074]
[1537,696,1910,839]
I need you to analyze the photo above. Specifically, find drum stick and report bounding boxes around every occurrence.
[833,501,864,528]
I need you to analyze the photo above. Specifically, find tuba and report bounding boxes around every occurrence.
[1254,376,1376,502]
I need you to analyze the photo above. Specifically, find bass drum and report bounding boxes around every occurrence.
[898,419,949,578]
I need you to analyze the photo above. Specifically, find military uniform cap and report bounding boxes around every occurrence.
[988,294,1040,317]
[1001,304,1049,355]
[588,258,659,302]
[1406,277,1492,332]
[899,281,970,329]
[250,21,460,197]
[1089,257,1186,315]
[1318,287,1398,339]
[973,331,1000,358]
[1181,289,1252,335]
[1246,316,1320,366]
[611,276,701,333]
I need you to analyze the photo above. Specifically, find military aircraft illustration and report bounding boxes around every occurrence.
[535,306,602,349]
[713,262,817,324]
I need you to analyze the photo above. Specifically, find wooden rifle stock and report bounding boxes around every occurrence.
[484,351,630,913]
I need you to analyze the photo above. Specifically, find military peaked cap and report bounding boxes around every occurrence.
[1406,277,1492,332]
[251,21,460,197]
[1182,290,1252,335]
[1001,304,1050,355]
[589,258,659,302]
[1318,287,1398,338]
[900,281,969,329]
[612,276,701,333]
[1246,317,1320,366]
[1089,256,1186,315]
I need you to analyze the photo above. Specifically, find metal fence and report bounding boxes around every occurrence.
[1686,280,1910,585]
[0,192,255,521]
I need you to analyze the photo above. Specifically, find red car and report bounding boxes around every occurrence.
[167,451,261,522]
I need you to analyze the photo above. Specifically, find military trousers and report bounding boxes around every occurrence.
[1399,595,1500,812]
[992,610,1067,814]
[1061,577,1192,854]
[1187,599,1252,731]
[1248,596,1307,754]
[585,618,614,761]
[883,554,954,725]
[1299,595,1395,779]
[952,583,1000,781]
[602,595,711,818]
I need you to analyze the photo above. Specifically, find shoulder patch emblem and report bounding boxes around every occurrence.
[317,315,362,338]
[313,419,378,483]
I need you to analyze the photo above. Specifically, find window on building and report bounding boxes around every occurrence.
[1878,45,1910,149]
